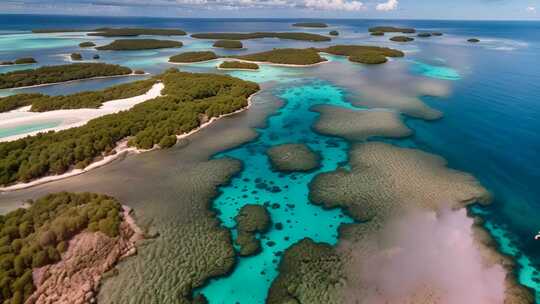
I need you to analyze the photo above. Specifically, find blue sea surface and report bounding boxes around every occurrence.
[0,15,539,302]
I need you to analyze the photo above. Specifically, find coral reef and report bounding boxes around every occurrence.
[266,143,321,172]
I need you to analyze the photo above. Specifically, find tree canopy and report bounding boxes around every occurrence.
[96,39,183,51]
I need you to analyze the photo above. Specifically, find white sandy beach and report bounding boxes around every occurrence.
[0,90,258,192]
[0,82,164,143]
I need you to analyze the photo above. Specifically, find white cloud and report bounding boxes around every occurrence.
[526,6,536,12]
[304,0,364,11]
[376,0,398,11]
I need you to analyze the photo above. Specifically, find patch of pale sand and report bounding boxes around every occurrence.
[0,82,163,143]
[28,206,144,304]
[311,105,412,141]
[310,142,491,223]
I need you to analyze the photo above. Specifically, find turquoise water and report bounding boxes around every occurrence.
[409,60,461,80]
[199,81,357,303]
[0,120,61,139]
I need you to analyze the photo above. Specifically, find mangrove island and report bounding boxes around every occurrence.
[169,51,218,63]
[368,26,416,33]
[218,61,259,70]
[213,40,243,49]
[191,32,331,42]
[96,39,183,51]
[292,22,328,28]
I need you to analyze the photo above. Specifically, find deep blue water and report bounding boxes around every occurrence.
[1,15,539,302]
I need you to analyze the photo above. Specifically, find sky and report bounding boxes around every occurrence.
[0,0,538,19]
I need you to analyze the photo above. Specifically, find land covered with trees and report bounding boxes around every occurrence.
[318,45,404,64]
[169,51,218,63]
[368,26,416,33]
[1,58,37,66]
[232,48,326,65]
[329,30,339,36]
[0,192,123,303]
[213,40,243,49]
[79,41,96,47]
[292,22,328,28]
[88,28,187,37]
[0,78,155,113]
[0,69,259,186]
[96,39,183,51]
[191,32,331,42]
[70,53,83,61]
[390,36,414,42]
[0,63,133,89]
[218,61,259,70]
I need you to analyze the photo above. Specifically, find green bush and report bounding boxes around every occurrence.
[0,63,132,89]
[213,40,243,49]
[191,32,330,42]
[0,192,124,303]
[232,48,325,65]
[169,51,218,63]
[0,69,259,185]
[96,39,183,51]
[88,28,186,37]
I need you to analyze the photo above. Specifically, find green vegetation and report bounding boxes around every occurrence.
[232,48,325,65]
[417,32,432,38]
[219,61,259,70]
[0,78,155,113]
[1,62,14,66]
[169,51,218,63]
[70,53,83,61]
[329,30,339,36]
[79,41,96,48]
[292,22,328,28]
[32,29,87,33]
[0,192,123,304]
[0,63,132,89]
[96,39,183,51]
[14,58,37,65]
[191,32,331,42]
[390,36,414,42]
[432,32,443,36]
[369,26,416,33]
[318,45,404,64]
[0,69,259,185]
[468,38,480,43]
[234,205,270,256]
[212,40,243,49]
[88,28,187,37]
[370,32,384,36]
[134,70,145,75]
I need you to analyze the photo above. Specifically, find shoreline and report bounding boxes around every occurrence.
[3,72,150,92]
[0,91,258,193]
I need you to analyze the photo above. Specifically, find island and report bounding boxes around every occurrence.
[318,45,404,64]
[292,22,328,28]
[266,143,321,172]
[88,27,187,37]
[212,40,243,49]
[231,48,326,65]
[0,191,142,304]
[79,41,96,47]
[218,61,259,70]
[96,39,183,51]
[468,38,480,43]
[432,32,443,36]
[329,30,339,36]
[93,54,100,59]
[417,32,432,38]
[191,32,331,42]
[70,53,83,60]
[1,58,37,65]
[0,63,133,89]
[0,78,155,113]
[0,68,259,186]
[234,204,271,256]
[32,28,87,33]
[390,36,414,42]
[368,26,416,33]
[169,51,218,63]
[370,32,384,36]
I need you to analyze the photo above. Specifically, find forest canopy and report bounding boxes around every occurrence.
[231,48,326,65]
[219,61,259,70]
[213,40,243,49]
[0,78,156,113]
[368,26,416,33]
[169,51,218,63]
[292,22,328,28]
[0,69,259,186]
[191,32,331,42]
[0,63,133,89]
[318,45,404,64]
[96,39,183,51]
[0,192,123,304]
